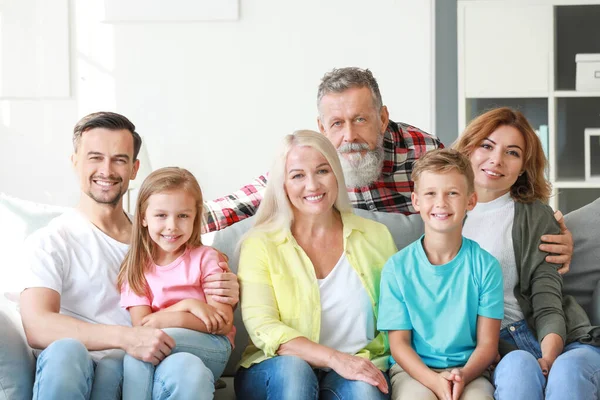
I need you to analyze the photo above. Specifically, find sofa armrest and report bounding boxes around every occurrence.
[591,279,600,326]
[0,297,35,399]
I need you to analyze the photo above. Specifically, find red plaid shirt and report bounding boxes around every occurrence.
[203,120,443,232]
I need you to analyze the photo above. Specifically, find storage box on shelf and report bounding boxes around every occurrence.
[576,54,600,92]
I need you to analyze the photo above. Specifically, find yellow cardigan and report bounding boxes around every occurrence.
[237,212,398,370]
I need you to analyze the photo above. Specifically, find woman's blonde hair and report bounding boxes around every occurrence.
[251,130,352,234]
[452,107,551,204]
[117,167,204,296]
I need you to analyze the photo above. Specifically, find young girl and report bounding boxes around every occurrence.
[454,107,600,400]
[117,167,235,400]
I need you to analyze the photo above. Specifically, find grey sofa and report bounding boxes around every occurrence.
[2,193,600,400]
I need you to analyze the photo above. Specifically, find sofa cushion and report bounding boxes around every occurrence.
[563,197,600,319]
[0,193,66,297]
[210,210,424,377]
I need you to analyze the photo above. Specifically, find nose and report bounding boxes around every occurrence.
[489,149,503,166]
[342,124,359,143]
[166,216,176,231]
[306,174,319,191]
[98,158,112,176]
[434,194,447,208]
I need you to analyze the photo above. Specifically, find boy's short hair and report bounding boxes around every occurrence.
[412,149,475,194]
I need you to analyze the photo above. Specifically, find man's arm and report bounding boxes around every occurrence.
[20,288,175,365]
[202,175,268,233]
[539,210,573,274]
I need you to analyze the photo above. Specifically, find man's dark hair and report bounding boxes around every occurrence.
[73,112,142,160]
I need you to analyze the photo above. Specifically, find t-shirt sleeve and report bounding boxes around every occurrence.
[199,247,227,283]
[478,256,504,320]
[377,260,412,331]
[19,232,66,295]
[120,281,152,309]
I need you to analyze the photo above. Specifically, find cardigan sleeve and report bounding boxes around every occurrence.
[514,201,566,343]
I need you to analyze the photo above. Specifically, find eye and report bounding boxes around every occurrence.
[89,156,101,161]
[356,117,366,123]
[332,121,342,127]
[449,191,459,196]
[291,173,304,179]
[317,168,330,175]
[425,191,435,196]
[507,150,521,157]
[115,159,127,164]
[155,213,166,218]
[178,214,189,219]
[481,143,492,150]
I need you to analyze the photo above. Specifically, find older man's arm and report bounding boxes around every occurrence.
[539,210,573,274]
[202,175,268,233]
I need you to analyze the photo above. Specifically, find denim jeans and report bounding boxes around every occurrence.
[234,355,391,400]
[123,328,231,400]
[33,338,125,400]
[494,319,600,400]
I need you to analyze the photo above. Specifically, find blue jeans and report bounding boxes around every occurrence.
[234,355,391,400]
[494,319,600,400]
[123,328,231,400]
[33,338,125,400]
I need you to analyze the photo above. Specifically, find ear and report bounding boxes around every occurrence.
[142,217,148,227]
[130,159,140,180]
[411,191,420,212]
[71,152,77,168]
[466,191,478,211]
[317,116,326,134]
[379,105,390,133]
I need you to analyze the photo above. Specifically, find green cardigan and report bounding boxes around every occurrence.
[513,200,600,346]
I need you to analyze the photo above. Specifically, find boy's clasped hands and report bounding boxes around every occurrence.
[433,368,464,400]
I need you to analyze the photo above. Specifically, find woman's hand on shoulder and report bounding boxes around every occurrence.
[328,352,389,394]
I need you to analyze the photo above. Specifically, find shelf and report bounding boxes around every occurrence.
[553,180,600,188]
[554,91,600,97]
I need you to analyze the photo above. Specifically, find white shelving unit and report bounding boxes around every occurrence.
[458,0,600,213]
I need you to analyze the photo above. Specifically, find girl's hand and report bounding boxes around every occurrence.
[188,302,229,333]
[141,312,177,329]
[328,352,388,394]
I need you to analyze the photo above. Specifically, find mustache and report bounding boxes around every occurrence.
[91,175,122,183]
[338,142,371,153]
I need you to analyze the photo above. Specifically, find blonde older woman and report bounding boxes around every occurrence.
[234,130,397,400]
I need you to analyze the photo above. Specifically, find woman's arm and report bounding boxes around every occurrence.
[278,337,388,393]
[237,237,305,357]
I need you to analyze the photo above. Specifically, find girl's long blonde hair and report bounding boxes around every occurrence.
[117,167,204,296]
[453,107,551,204]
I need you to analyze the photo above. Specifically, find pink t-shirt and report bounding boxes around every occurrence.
[120,245,235,345]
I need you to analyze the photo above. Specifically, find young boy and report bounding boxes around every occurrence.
[378,149,504,400]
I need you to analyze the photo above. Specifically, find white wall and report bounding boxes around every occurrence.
[0,0,434,205]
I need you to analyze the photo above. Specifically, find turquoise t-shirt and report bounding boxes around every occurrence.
[377,236,504,368]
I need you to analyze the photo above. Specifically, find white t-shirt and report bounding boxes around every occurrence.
[463,192,524,328]
[317,254,374,355]
[20,209,132,350]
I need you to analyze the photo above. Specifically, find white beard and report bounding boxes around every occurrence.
[338,137,385,188]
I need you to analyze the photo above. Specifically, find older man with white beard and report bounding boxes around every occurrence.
[204,67,442,232]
